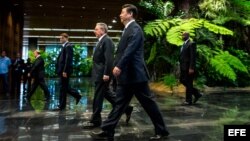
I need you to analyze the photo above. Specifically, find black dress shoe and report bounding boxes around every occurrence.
[149,133,169,140]
[125,106,133,124]
[181,101,192,106]
[193,93,203,104]
[91,130,114,141]
[53,106,64,111]
[82,121,100,129]
[76,96,81,105]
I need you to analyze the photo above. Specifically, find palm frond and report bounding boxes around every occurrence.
[210,57,236,81]
[146,43,157,64]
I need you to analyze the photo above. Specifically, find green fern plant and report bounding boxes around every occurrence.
[162,74,178,94]
[144,18,233,46]
[146,42,157,64]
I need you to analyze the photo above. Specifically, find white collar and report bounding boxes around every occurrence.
[125,20,135,29]
[36,55,41,59]
[184,39,189,44]
[62,41,69,47]
[98,34,106,42]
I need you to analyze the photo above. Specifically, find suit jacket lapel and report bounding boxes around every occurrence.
[93,35,106,56]
[117,22,135,52]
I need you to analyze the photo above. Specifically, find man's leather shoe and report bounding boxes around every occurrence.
[149,133,169,140]
[82,121,100,129]
[125,106,133,124]
[53,106,64,111]
[181,101,192,106]
[76,96,81,105]
[193,93,203,104]
[91,130,114,141]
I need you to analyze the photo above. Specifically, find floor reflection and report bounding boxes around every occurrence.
[0,77,250,141]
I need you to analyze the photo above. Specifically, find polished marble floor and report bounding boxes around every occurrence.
[0,78,250,141]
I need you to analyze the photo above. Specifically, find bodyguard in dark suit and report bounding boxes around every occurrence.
[55,33,81,110]
[27,50,50,100]
[91,4,169,141]
[179,32,202,105]
[11,53,24,96]
[83,23,133,128]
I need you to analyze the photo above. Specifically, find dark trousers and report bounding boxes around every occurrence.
[180,70,199,102]
[0,73,9,96]
[91,80,116,125]
[23,75,32,94]
[59,76,81,109]
[101,82,168,136]
[11,71,22,96]
[27,77,50,99]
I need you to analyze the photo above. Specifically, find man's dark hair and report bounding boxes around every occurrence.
[60,33,69,39]
[122,4,138,19]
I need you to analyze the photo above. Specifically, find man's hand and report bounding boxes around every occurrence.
[189,68,194,74]
[63,72,67,78]
[103,75,110,82]
[113,66,121,77]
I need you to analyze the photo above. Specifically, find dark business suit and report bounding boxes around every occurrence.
[11,58,24,96]
[101,21,169,137]
[56,42,81,110]
[27,56,50,100]
[91,35,116,125]
[179,39,200,103]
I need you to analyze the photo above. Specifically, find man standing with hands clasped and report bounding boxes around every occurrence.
[91,4,169,141]
[179,32,202,105]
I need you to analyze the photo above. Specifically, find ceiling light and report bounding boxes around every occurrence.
[23,28,122,33]
[23,35,120,40]
[24,13,27,16]
[112,19,117,23]
[108,25,113,29]
[33,28,51,31]
[14,4,19,6]
[39,4,43,7]
[102,8,106,10]
[82,6,86,9]
[61,5,64,8]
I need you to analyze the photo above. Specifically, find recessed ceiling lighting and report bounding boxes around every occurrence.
[112,19,117,23]
[39,4,43,7]
[24,13,27,16]
[14,4,19,6]
[108,25,113,29]
[80,16,83,18]
[61,5,64,8]
[82,6,85,9]
[102,8,106,10]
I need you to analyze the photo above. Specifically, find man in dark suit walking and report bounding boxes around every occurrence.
[91,4,169,141]
[179,32,202,105]
[55,33,81,110]
[26,50,50,101]
[83,23,133,128]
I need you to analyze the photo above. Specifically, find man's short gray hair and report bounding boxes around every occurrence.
[96,22,108,33]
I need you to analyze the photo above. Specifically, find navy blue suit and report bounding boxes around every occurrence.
[56,42,81,109]
[27,56,50,100]
[101,21,169,136]
[179,40,200,103]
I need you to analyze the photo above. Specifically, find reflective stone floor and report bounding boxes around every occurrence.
[0,78,250,141]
